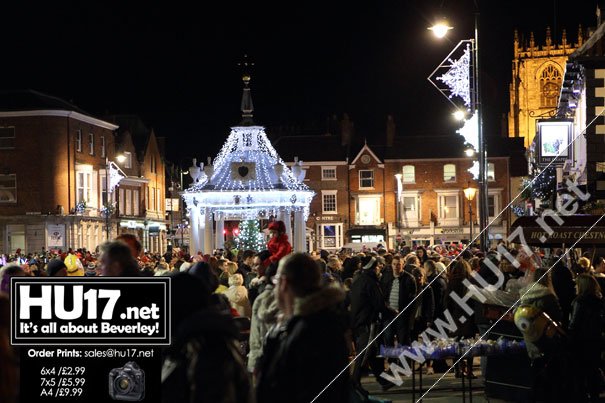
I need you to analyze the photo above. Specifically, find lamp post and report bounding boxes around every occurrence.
[429,10,488,252]
[464,183,477,244]
[394,173,403,248]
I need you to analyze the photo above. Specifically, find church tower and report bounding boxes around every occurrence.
[508,27,583,147]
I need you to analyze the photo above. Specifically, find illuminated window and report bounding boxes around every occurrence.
[359,170,374,189]
[443,164,456,182]
[125,189,132,215]
[0,174,17,203]
[88,133,94,155]
[133,189,140,216]
[124,152,132,169]
[76,171,92,203]
[100,135,106,158]
[402,165,415,183]
[488,163,495,181]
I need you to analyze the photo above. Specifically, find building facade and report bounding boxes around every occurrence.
[0,90,119,253]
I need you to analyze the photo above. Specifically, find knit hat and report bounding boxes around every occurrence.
[268,220,286,233]
[47,259,67,277]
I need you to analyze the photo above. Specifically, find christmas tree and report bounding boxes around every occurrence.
[235,220,265,252]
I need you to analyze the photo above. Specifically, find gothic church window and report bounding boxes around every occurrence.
[540,64,562,108]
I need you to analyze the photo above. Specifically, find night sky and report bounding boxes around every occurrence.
[2,1,601,164]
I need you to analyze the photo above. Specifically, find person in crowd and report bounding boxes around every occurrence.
[569,274,604,402]
[262,220,292,268]
[248,264,279,376]
[326,255,343,283]
[84,262,97,276]
[46,259,68,277]
[161,272,252,403]
[218,258,231,286]
[411,266,434,338]
[341,255,361,281]
[99,241,140,277]
[238,250,255,286]
[380,254,417,347]
[64,249,84,276]
[425,260,447,321]
[189,262,233,314]
[551,259,575,327]
[0,292,18,403]
[592,256,605,292]
[0,265,27,295]
[248,251,271,305]
[115,233,143,260]
[415,245,428,265]
[576,257,592,275]
[256,253,349,403]
[350,255,395,393]
[447,259,477,378]
[225,273,252,317]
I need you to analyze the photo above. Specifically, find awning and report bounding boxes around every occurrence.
[510,215,605,246]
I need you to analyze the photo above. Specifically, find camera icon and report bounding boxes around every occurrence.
[108,361,145,401]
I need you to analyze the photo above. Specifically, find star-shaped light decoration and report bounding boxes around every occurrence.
[437,44,471,107]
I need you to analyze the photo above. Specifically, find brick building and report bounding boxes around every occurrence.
[276,123,525,251]
[104,115,168,253]
[0,90,119,252]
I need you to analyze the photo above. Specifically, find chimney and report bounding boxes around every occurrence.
[386,115,396,147]
[340,113,353,146]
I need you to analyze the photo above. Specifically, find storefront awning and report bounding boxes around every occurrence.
[510,215,605,246]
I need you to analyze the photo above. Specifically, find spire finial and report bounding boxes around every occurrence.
[238,54,255,125]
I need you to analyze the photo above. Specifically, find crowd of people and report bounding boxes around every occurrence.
[1,222,605,402]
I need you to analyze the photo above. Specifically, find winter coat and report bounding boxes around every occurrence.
[569,294,605,363]
[263,234,292,267]
[427,273,447,320]
[349,269,389,330]
[161,309,253,403]
[518,283,564,360]
[248,284,279,372]
[225,285,252,318]
[256,284,349,403]
[551,262,575,326]
[380,266,418,312]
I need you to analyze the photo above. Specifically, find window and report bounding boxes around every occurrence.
[100,136,106,158]
[151,156,155,174]
[540,64,562,108]
[443,164,456,182]
[487,163,495,181]
[0,174,17,203]
[88,133,94,155]
[357,196,381,225]
[321,166,337,180]
[437,192,460,226]
[157,188,161,211]
[0,127,15,149]
[488,195,496,217]
[359,170,374,189]
[133,189,140,216]
[124,151,132,169]
[322,191,337,214]
[400,191,421,227]
[402,165,415,183]
[119,188,125,215]
[100,174,107,204]
[76,130,82,152]
[125,189,132,215]
[76,171,92,203]
[317,224,343,249]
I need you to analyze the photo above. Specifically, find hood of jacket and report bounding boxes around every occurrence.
[293,283,345,317]
[256,284,279,323]
[519,283,555,302]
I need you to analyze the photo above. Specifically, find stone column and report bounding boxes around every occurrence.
[293,209,306,252]
[215,212,225,250]
[278,209,292,245]
[189,208,200,255]
[203,209,214,254]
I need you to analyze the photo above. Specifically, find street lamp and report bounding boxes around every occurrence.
[429,11,489,251]
[464,183,477,244]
